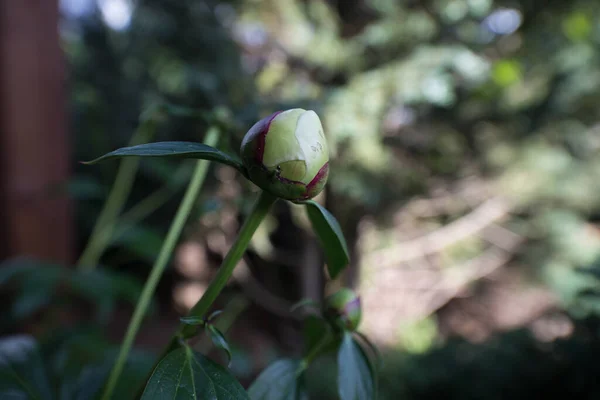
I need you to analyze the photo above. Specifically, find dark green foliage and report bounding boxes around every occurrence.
[84,141,245,173]
[207,325,233,367]
[303,200,350,279]
[0,333,154,400]
[141,347,248,400]
[0,336,53,399]
[378,320,600,400]
[0,258,147,327]
[302,316,333,356]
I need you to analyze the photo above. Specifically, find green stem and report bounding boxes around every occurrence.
[299,327,333,372]
[101,127,220,400]
[159,190,277,359]
[183,190,277,335]
[77,119,155,271]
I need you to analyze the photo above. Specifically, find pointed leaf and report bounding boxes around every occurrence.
[206,325,232,367]
[141,347,248,400]
[304,201,350,279]
[84,141,245,172]
[337,333,374,400]
[207,310,223,322]
[353,333,380,399]
[0,335,53,400]
[353,332,382,371]
[179,316,205,326]
[248,359,302,400]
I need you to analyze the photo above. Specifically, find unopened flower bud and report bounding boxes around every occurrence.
[324,288,362,332]
[240,109,329,201]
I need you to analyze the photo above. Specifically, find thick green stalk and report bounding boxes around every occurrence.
[158,190,277,359]
[101,127,220,400]
[77,119,155,271]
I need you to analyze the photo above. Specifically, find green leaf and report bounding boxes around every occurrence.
[248,359,302,400]
[141,346,248,400]
[0,259,148,324]
[303,201,350,279]
[0,257,55,286]
[41,328,155,400]
[0,259,64,323]
[207,310,223,322]
[12,270,62,319]
[62,361,112,400]
[353,332,380,398]
[84,141,245,172]
[337,333,374,400]
[0,335,53,400]
[179,316,205,326]
[302,316,339,360]
[353,332,382,371]
[206,325,232,367]
[303,316,329,354]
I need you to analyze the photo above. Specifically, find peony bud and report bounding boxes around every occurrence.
[240,109,329,201]
[324,288,362,332]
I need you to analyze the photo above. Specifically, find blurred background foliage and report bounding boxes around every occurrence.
[3,0,600,398]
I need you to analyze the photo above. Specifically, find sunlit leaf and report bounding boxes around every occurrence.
[141,346,248,400]
[303,200,350,279]
[248,359,302,400]
[492,60,522,87]
[337,333,374,400]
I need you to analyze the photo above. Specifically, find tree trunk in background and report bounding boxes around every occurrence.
[0,0,72,263]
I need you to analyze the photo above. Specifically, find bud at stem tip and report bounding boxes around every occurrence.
[241,109,329,201]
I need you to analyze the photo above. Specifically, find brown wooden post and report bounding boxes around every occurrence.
[0,0,72,263]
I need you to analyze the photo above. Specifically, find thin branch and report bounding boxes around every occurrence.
[364,198,512,268]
